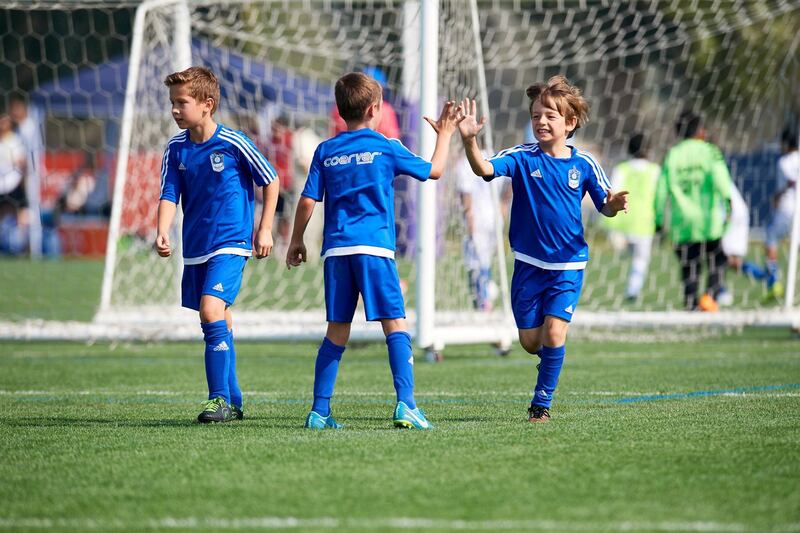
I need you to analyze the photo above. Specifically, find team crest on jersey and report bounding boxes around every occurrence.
[568,166,580,189]
[210,152,225,172]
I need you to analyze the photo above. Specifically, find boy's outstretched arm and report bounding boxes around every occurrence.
[286,196,316,269]
[602,189,629,217]
[422,100,462,179]
[254,180,279,258]
[155,199,177,257]
[457,98,493,177]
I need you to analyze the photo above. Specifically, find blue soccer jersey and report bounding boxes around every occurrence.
[160,124,277,264]
[488,143,610,269]
[301,128,432,258]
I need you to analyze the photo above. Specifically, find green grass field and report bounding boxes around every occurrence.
[1,329,799,532]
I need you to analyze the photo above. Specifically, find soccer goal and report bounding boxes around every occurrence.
[2,0,799,345]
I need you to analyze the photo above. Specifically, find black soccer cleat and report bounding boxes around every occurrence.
[197,397,235,423]
[231,404,244,421]
[527,404,551,424]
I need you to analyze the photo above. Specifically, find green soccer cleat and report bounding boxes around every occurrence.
[197,397,235,424]
[766,281,785,302]
[304,410,343,429]
[393,401,433,430]
[231,404,243,421]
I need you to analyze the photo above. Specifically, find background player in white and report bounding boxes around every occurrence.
[455,154,508,311]
[762,128,799,299]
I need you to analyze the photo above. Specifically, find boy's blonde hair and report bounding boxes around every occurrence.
[164,66,221,115]
[526,75,588,139]
[335,72,382,122]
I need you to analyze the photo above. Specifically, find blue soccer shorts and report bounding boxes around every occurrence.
[510,260,584,329]
[765,210,793,248]
[181,254,248,311]
[324,254,406,322]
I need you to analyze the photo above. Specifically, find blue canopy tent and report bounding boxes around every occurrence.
[30,39,334,140]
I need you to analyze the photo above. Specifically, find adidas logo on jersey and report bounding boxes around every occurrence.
[178,162,186,170]
[408,356,414,366]
[213,341,229,352]
[564,305,574,314]
[323,151,383,167]
[530,169,543,178]
[212,283,224,292]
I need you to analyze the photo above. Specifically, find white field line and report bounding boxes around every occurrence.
[0,516,766,531]
[3,389,800,399]
[0,389,671,397]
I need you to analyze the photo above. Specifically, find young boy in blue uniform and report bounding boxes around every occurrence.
[286,72,461,430]
[457,76,628,423]
[156,66,280,423]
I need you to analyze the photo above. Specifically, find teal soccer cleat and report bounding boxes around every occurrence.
[393,401,433,430]
[304,410,343,429]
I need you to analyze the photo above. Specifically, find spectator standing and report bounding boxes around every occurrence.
[9,95,44,257]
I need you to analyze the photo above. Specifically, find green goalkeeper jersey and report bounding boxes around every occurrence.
[655,138,732,244]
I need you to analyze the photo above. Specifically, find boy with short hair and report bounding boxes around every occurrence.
[286,72,461,430]
[156,66,279,423]
[457,76,628,423]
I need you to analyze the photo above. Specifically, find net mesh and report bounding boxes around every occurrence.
[2,0,799,341]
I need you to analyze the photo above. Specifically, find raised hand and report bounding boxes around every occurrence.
[423,100,463,135]
[456,98,486,140]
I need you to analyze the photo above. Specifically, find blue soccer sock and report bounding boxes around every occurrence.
[766,259,780,288]
[227,329,242,409]
[312,337,345,417]
[201,320,231,403]
[387,331,416,409]
[532,345,566,409]
[741,261,766,281]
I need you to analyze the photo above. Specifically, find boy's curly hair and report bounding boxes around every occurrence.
[526,75,589,139]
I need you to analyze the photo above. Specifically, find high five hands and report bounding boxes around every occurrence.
[423,100,465,134]
[456,98,487,140]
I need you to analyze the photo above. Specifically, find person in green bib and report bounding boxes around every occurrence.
[655,111,733,311]
[605,133,660,301]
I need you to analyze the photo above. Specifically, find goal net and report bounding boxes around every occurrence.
[2,0,799,343]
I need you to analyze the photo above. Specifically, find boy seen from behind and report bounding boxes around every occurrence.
[603,133,660,301]
[457,76,628,423]
[286,72,462,430]
[156,66,280,423]
[655,111,732,311]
